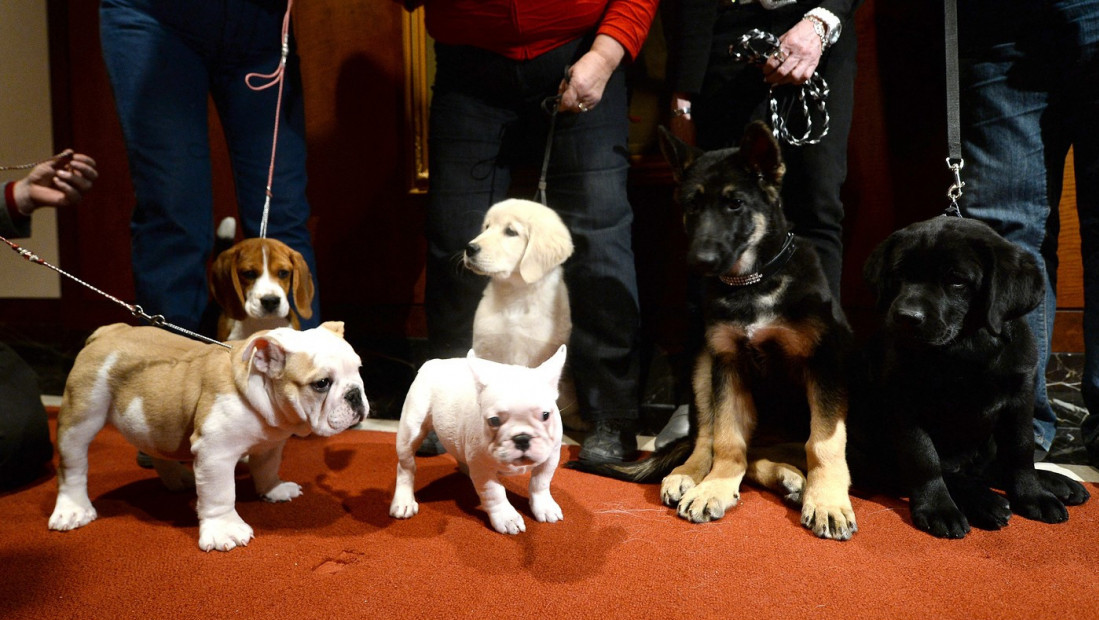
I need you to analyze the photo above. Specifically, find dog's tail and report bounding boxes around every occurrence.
[565,436,692,483]
[214,216,237,258]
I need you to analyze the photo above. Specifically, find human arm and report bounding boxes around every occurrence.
[557,0,660,113]
[1,151,97,239]
[762,0,862,86]
[665,0,721,144]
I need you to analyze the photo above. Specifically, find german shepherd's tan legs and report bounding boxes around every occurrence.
[662,351,755,522]
[660,351,855,539]
[800,376,857,540]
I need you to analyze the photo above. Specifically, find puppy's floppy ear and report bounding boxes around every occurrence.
[658,125,703,184]
[242,333,286,378]
[537,345,567,389]
[320,321,345,338]
[981,237,1044,335]
[519,208,574,283]
[863,233,898,312]
[210,246,248,319]
[738,121,785,186]
[289,248,315,320]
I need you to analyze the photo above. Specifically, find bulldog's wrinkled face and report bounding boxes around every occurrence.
[243,322,368,436]
[480,385,561,470]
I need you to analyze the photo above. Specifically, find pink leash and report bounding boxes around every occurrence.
[244,0,294,240]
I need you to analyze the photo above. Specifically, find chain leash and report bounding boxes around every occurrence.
[0,235,231,349]
[730,29,830,147]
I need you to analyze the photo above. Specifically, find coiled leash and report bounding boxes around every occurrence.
[730,29,830,147]
[244,0,295,239]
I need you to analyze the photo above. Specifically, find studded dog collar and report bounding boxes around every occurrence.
[719,232,797,287]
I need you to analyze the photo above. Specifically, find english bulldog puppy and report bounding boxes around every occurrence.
[49,322,367,552]
[390,346,566,534]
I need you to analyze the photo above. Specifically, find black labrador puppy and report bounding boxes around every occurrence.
[848,216,1090,538]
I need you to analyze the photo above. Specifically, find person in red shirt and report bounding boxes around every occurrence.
[400,0,659,463]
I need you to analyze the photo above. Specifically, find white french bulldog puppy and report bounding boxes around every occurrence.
[49,321,367,552]
[390,346,567,534]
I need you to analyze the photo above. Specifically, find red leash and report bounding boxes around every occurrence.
[244,0,294,239]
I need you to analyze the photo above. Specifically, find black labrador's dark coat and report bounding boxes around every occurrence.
[847,216,1089,538]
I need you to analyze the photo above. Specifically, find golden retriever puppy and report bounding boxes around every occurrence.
[464,198,584,429]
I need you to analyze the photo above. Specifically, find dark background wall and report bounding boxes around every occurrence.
[3,0,1083,359]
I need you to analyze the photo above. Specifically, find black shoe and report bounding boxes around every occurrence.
[579,419,638,464]
[416,430,446,457]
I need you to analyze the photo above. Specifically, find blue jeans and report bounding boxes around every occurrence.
[425,39,641,422]
[100,0,319,332]
[959,0,1099,452]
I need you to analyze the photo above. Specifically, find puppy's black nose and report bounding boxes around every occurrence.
[512,433,531,452]
[260,295,281,312]
[465,242,480,257]
[345,387,365,413]
[893,308,925,330]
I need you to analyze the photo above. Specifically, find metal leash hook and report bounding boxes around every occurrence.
[0,234,232,350]
[944,157,965,217]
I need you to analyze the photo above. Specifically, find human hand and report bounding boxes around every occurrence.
[761,20,823,86]
[669,94,697,146]
[557,35,625,114]
[12,150,98,216]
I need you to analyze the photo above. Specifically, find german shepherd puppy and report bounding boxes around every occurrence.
[570,122,856,540]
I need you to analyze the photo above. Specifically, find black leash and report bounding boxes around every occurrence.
[534,65,572,206]
[943,0,965,218]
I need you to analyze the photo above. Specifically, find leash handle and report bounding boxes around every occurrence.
[729,29,830,147]
[244,0,294,238]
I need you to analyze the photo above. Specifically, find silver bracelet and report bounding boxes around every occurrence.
[802,15,829,52]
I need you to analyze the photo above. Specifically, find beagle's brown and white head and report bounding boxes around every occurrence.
[210,237,315,341]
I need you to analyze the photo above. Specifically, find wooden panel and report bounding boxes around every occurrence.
[1053,149,1083,352]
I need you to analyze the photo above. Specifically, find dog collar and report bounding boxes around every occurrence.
[719,232,797,287]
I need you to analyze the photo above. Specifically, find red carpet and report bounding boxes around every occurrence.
[2,419,1097,619]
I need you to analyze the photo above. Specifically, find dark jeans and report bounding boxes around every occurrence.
[100,0,319,332]
[959,0,1099,452]
[425,39,641,422]
[694,4,857,301]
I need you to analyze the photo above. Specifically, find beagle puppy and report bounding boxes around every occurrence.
[209,237,315,341]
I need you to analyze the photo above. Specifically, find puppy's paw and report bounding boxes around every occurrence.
[660,474,696,507]
[48,497,97,531]
[488,505,526,535]
[1011,490,1069,524]
[676,481,739,523]
[198,513,254,552]
[801,501,857,541]
[389,488,419,520]
[262,481,303,503]
[911,504,970,539]
[957,488,1012,531]
[1037,469,1090,506]
[530,493,563,524]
